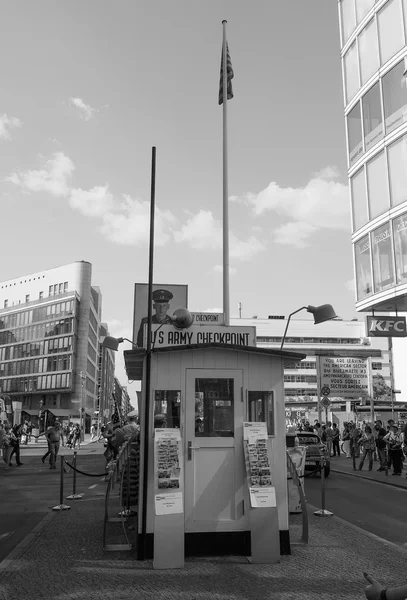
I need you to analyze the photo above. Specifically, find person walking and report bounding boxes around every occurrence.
[384,424,403,475]
[90,423,97,442]
[9,422,24,466]
[325,422,334,457]
[358,425,375,471]
[349,422,362,470]
[342,422,351,458]
[332,423,341,457]
[44,422,61,469]
[72,424,81,449]
[1,424,16,470]
[374,420,387,471]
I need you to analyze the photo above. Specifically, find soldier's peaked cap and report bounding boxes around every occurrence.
[152,289,173,303]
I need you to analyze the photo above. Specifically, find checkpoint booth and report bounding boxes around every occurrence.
[124,325,305,567]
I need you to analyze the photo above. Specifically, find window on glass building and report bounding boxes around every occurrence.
[378,0,405,66]
[367,151,390,220]
[355,235,373,300]
[393,213,407,284]
[341,0,357,45]
[388,134,407,207]
[344,42,360,103]
[351,167,368,231]
[382,60,407,134]
[362,82,383,150]
[358,18,379,84]
[347,101,363,165]
[372,223,395,292]
[355,0,375,23]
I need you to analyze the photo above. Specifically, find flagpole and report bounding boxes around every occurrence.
[222,19,230,326]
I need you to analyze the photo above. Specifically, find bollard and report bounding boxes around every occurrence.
[314,457,333,517]
[52,456,71,511]
[66,451,84,500]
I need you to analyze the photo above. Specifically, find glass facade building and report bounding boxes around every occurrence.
[339,0,407,311]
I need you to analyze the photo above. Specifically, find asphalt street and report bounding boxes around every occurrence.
[0,441,106,563]
[304,469,407,547]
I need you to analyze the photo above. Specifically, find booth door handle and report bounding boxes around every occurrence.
[188,441,200,460]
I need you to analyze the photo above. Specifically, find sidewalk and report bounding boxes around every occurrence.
[330,454,407,489]
[1,488,407,599]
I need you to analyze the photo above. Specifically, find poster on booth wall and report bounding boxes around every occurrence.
[243,422,276,508]
[154,428,183,516]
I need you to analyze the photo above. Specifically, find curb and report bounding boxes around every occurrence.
[0,511,57,574]
[331,467,407,490]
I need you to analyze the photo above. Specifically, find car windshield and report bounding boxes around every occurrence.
[297,434,320,445]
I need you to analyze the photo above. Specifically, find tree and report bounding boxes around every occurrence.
[373,374,392,402]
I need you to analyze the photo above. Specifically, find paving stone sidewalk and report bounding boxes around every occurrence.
[0,493,406,600]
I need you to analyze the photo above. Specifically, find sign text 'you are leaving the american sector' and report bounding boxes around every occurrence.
[319,356,369,398]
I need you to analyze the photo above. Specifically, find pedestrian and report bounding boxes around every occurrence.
[1,423,15,470]
[358,425,375,471]
[26,421,32,444]
[43,421,61,469]
[342,422,351,458]
[384,423,403,475]
[374,420,387,471]
[364,570,407,600]
[325,421,333,457]
[9,422,24,466]
[72,424,81,449]
[98,424,105,442]
[349,422,362,470]
[313,421,321,437]
[90,423,97,442]
[332,423,340,457]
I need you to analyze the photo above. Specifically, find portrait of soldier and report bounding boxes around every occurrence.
[136,288,174,347]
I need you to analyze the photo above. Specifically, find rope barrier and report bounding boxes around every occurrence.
[63,459,107,478]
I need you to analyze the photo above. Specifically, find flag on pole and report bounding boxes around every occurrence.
[218,42,234,105]
[111,403,121,430]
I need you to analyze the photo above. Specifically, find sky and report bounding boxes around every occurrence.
[0,0,358,403]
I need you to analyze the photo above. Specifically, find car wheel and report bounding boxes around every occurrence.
[324,465,330,478]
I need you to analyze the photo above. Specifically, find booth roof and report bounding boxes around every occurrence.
[124,343,306,381]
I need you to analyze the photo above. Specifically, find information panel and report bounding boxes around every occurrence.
[243,422,276,507]
[154,428,183,515]
[319,357,369,398]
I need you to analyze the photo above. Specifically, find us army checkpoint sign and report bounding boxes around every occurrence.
[319,356,369,398]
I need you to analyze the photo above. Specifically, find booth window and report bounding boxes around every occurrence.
[248,391,275,436]
[195,378,234,437]
[154,390,181,428]
[355,235,373,300]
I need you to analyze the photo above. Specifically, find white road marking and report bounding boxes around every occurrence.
[0,532,13,541]
[88,484,98,489]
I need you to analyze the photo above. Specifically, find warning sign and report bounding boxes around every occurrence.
[319,357,369,398]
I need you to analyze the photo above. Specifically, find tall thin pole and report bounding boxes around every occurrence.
[222,20,230,326]
[140,146,156,560]
[388,337,395,421]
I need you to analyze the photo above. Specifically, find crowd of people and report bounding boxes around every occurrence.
[295,418,407,475]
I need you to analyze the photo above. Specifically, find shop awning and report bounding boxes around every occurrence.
[43,408,72,417]
[21,409,40,416]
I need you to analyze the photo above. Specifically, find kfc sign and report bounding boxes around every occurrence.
[366,316,407,337]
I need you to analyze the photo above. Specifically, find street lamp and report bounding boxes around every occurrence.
[102,336,137,351]
[280,304,338,350]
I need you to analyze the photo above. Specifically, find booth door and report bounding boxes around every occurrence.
[185,369,245,533]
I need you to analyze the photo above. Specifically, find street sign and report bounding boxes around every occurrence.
[319,357,368,398]
[366,316,407,337]
[321,386,331,396]
[321,397,331,408]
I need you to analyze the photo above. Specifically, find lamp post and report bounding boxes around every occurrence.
[79,371,85,441]
[280,304,337,424]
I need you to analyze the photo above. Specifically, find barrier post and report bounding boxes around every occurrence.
[67,451,84,499]
[314,456,333,517]
[52,455,71,511]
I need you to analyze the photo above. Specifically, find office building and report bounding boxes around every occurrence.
[0,261,107,430]
[98,323,116,425]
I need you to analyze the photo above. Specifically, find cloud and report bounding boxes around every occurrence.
[6,152,74,197]
[69,97,97,121]
[273,222,318,249]
[70,185,115,217]
[0,114,22,140]
[236,166,350,247]
[174,210,266,260]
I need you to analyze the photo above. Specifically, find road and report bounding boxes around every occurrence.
[305,470,407,547]
[0,441,106,563]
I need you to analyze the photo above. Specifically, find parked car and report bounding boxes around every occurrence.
[286,431,330,477]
